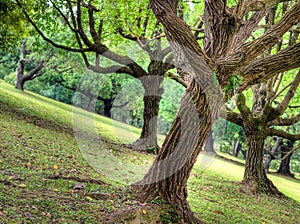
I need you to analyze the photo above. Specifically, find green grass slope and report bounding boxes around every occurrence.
[0,80,299,223]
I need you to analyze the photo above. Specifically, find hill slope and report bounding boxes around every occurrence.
[0,80,299,223]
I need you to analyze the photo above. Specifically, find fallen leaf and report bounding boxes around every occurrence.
[214,210,225,215]
[142,209,147,215]
[0,211,7,216]
[86,196,93,201]
[26,162,31,167]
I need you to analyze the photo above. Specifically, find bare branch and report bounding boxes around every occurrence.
[268,114,300,126]
[272,70,300,117]
[219,109,244,126]
[218,2,300,78]
[239,43,300,91]
[87,64,135,77]
[166,72,187,87]
[268,128,300,141]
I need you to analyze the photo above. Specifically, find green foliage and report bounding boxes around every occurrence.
[222,74,244,96]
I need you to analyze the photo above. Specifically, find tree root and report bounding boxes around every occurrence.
[46,174,107,185]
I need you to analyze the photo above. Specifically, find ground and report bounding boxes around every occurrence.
[0,80,299,223]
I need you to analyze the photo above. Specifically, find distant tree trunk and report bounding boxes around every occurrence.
[264,137,282,173]
[103,98,114,118]
[277,140,294,177]
[132,75,163,153]
[203,131,216,155]
[232,141,242,157]
[15,40,47,91]
[15,41,26,91]
[138,79,222,224]
[86,96,96,112]
[243,131,281,195]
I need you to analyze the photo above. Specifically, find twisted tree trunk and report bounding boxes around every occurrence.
[138,79,222,223]
[132,75,164,153]
[243,131,281,195]
[277,140,295,177]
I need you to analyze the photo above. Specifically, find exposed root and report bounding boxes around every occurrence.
[46,174,107,185]
[128,138,160,154]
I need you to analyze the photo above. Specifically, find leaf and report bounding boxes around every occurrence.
[26,162,31,167]
[86,196,93,201]
[18,184,27,188]
[142,209,147,215]
[53,164,58,169]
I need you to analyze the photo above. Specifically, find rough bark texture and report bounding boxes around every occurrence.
[138,79,222,224]
[132,75,163,153]
[15,40,48,91]
[277,140,294,177]
[203,131,216,155]
[243,131,281,195]
[264,137,282,173]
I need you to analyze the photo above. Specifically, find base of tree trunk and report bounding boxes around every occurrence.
[129,138,160,154]
[133,184,202,224]
[276,171,295,178]
[241,178,283,196]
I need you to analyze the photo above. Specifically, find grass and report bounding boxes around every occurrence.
[0,80,299,223]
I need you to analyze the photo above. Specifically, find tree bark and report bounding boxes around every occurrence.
[277,140,294,177]
[264,137,282,173]
[137,79,222,224]
[103,98,114,118]
[132,75,163,153]
[243,131,281,195]
[15,41,26,91]
[203,131,216,155]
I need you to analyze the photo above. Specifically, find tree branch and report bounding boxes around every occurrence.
[217,2,300,78]
[272,70,300,117]
[239,43,300,91]
[268,128,300,141]
[15,0,91,53]
[268,114,300,126]
[166,72,187,87]
[219,109,244,126]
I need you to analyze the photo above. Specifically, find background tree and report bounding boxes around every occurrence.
[15,39,54,90]
[16,0,175,153]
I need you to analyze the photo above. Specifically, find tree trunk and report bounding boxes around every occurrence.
[277,140,294,177]
[264,137,282,173]
[15,41,26,91]
[137,79,222,224]
[103,98,113,118]
[86,96,96,112]
[243,132,281,195]
[203,131,216,155]
[132,75,163,153]
[232,141,242,157]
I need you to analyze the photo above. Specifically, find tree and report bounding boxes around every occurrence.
[277,140,299,177]
[264,136,283,172]
[16,0,174,153]
[138,0,300,222]
[15,39,53,90]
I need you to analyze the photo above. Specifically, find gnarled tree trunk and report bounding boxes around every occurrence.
[277,140,294,177]
[132,75,163,153]
[243,131,281,195]
[203,131,216,155]
[138,79,222,224]
[264,137,282,173]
